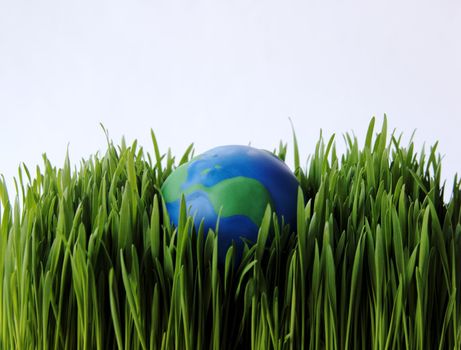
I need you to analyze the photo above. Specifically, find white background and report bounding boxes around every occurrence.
[1,1,460,197]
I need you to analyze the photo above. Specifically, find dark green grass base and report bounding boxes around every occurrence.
[1,118,460,349]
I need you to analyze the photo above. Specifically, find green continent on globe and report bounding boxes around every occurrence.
[161,163,188,202]
[162,162,273,226]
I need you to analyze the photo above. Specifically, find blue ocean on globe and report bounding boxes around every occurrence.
[161,145,299,264]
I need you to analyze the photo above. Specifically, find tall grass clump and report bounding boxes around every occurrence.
[1,117,460,349]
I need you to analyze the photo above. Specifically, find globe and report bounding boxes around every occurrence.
[160,145,299,264]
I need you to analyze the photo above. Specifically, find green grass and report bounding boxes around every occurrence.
[1,117,460,349]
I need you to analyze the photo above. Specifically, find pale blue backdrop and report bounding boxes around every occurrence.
[0,0,460,198]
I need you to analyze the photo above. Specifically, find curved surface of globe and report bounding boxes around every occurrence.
[161,145,299,264]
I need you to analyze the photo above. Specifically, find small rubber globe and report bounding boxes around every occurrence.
[161,145,299,265]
